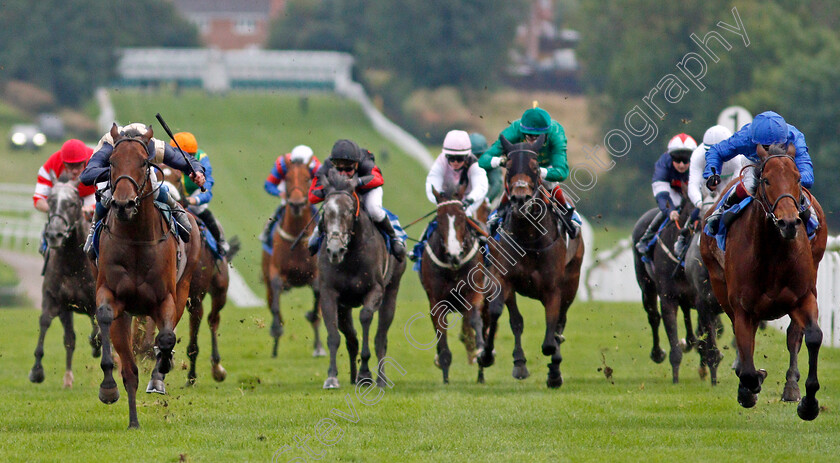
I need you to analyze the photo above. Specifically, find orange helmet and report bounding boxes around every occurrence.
[60,139,92,164]
[170,132,198,153]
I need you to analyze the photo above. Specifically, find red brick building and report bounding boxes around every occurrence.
[172,0,286,49]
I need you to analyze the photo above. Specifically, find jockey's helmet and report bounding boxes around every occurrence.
[750,111,788,145]
[60,139,92,164]
[469,132,488,155]
[441,130,472,159]
[119,122,149,137]
[170,132,198,154]
[519,107,552,135]
[702,125,733,150]
[667,133,697,161]
[330,139,361,163]
[290,145,314,164]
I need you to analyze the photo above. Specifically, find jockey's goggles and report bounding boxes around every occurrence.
[445,155,466,163]
[334,164,357,173]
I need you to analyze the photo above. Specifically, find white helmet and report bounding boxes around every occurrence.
[702,125,733,148]
[441,130,472,157]
[290,144,314,164]
[667,133,698,154]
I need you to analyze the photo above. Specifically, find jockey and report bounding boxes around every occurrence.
[478,105,579,238]
[308,139,406,261]
[33,139,97,256]
[704,111,813,233]
[168,132,228,256]
[79,122,206,259]
[470,132,503,206]
[259,144,321,244]
[426,130,489,216]
[674,125,741,256]
[634,133,698,255]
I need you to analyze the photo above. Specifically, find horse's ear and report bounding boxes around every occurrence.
[532,133,546,150]
[432,186,442,203]
[786,142,796,158]
[69,177,80,188]
[110,123,120,141]
[756,143,768,159]
[141,125,153,143]
[500,135,512,153]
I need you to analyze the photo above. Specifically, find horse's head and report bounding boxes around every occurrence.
[45,177,83,249]
[502,134,545,216]
[321,169,359,264]
[285,160,312,217]
[109,123,154,221]
[432,185,471,267]
[756,143,802,240]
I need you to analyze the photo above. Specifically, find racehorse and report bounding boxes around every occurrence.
[419,185,486,384]
[478,135,585,388]
[700,143,827,420]
[261,159,322,358]
[94,124,201,428]
[318,170,406,389]
[29,177,100,388]
[631,190,699,383]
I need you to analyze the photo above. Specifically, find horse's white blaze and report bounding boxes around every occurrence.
[326,201,341,236]
[446,215,462,257]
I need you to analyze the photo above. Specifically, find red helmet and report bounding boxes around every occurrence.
[60,139,92,164]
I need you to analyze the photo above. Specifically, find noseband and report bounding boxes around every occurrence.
[505,149,540,198]
[755,154,803,224]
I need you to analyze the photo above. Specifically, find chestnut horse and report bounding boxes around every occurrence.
[318,171,406,389]
[478,135,585,388]
[700,143,827,420]
[94,124,201,428]
[29,177,100,388]
[419,186,487,384]
[261,159,322,357]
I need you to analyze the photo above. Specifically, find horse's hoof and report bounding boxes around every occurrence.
[323,377,340,389]
[99,385,120,404]
[29,366,45,384]
[555,334,566,344]
[651,348,666,364]
[146,379,166,395]
[782,381,801,402]
[541,342,557,356]
[737,385,758,408]
[270,323,284,339]
[476,349,495,368]
[356,371,373,385]
[186,377,196,387]
[92,346,102,358]
[312,346,327,357]
[477,371,485,384]
[63,371,74,388]
[547,371,563,389]
[128,421,140,430]
[212,364,227,382]
[512,363,530,380]
[797,396,820,421]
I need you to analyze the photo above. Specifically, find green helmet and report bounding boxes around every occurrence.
[519,107,552,135]
[469,133,488,155]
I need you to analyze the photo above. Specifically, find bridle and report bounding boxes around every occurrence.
[109,137,162,204]
[754,153,804,224]
[425,199,480,270]
[504,148,540,198]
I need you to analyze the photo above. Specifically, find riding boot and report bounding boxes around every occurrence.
[559,205,580,239]
[83,208,104,261]
[489,200,510,238]
[674,227,691,258]
[259,203,285,244]
[164,192,191,242]
[705,190,741,234]
[635,211,666,255]
[374,217,406,262]
[308,224,321,256]
[198,209,227,256]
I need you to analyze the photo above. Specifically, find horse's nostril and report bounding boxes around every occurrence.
[795,218,803,226]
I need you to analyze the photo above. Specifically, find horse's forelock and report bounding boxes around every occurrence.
[767,143,788,156]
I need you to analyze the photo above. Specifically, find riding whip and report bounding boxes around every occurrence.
[155,113,205,192]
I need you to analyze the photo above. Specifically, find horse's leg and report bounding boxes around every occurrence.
[308,286,326,357]
[58,309,76,388]
[681,302,697,352]
[320,289,341,389]
[696,303,722,385]
[111,314,140,429]
[29,305,57,383]
[208,280,227,382]
[147,295,178,395]
[374,282,399,388]
[782,320,803,402]
[469,295,487,383]
[357,287,384,384]
[659,296,683,383]
[478,285,505,369]
[186,297,203,386]
[95,290,121,405]
[430,303,452,384]
[547,291,574,389]
[792,296,822,421]
[337,305,359,385]
[89,315,102,358]
[508,294,530,380]
[732,311,763,408]
[269,275,285,358]
[640,279,665,363]
[459,317,477,364]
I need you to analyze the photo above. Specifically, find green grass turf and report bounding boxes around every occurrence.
[1,90,838,461]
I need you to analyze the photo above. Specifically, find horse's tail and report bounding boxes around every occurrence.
[226,235,242,262]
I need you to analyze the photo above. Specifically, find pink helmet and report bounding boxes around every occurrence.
[667,133,697,156]
[60,139,92,164]
[441,130,472,157]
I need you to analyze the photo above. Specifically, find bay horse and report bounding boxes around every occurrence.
[29,177,100,388]
[318,170,406,389]
[94,124,201,428]
[419,185,487,384]
[631,192,699,383]
[261,159,322,358]
[478,135,585,388]
[700,143,827,420]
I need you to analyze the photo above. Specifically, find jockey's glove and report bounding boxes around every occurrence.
[461,198,474,209]
[490,156,507,168]
[539,167,548,180]
[705,174,721,190]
